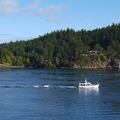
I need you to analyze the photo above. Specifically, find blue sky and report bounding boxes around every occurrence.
[0,0,120,44]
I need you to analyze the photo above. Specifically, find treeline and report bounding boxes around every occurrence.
[0,23,120,68]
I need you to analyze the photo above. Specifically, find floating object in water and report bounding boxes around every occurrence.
[78,79,100,88]
[42,85,50,87]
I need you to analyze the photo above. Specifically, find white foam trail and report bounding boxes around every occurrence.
[21,86,29,88]
[15,85,29,88]
[1,85,77,89]
[54,85,76,89]
[33,85,39,88]
[66,86,77,88]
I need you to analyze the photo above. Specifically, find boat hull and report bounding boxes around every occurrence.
[42,85,50,87]
[78,84,99,88]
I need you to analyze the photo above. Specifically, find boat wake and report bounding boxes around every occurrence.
[0,83,99,89]
[0,85,50,88]
[53,85,77,89]
[0,85,78,89]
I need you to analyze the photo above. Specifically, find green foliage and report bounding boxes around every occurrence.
[26,58,30,65]
[43,62,48,68]
[1,58,6,64]
[48,59,53,68]
[63,60,69,67]
[94,43,103,51]
[17,56,23,66]
[5,54,12,65]
[39,55,44,66]
[0,23,120,68]
[68,61,74,67]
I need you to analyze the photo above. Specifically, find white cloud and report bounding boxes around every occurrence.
[0,0,70,21]
[106,19,120,23]
[37,5,70,21]
[18,0,40,12]
[0,0,19,15]
[0,0,40,15]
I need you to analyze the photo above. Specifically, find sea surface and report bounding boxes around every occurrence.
[0,68,120,120]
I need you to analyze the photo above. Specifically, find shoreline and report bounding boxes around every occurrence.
[0,65,25,68]
[0,65,119,70]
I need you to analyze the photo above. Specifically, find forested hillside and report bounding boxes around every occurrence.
[0,23,120,68]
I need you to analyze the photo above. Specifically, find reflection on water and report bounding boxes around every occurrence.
[79,87,99,95]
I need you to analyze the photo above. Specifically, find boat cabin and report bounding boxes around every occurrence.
[79,82,91,86]
[79,79,91,86]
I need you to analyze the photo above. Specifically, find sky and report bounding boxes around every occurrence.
[0,0,120,44]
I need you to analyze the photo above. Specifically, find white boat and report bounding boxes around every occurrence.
[78,79,99,88]
[42,85,50,87]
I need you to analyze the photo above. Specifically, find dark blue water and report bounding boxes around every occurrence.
[0,68,120,120]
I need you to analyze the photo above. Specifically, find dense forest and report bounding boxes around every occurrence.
[0,23,120,68]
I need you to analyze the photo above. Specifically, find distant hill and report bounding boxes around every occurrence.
[0,23,120,68]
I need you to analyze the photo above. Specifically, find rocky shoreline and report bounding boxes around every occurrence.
[0,64,25,68]
[73,58,120,69]
[0,57,120,69]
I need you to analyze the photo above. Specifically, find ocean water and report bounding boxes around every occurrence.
[0,68,120,120]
